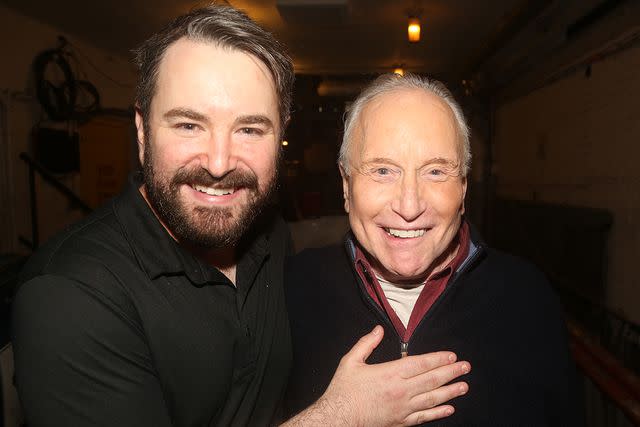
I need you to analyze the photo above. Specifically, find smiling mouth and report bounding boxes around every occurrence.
[191,184,236,196]
[384,228,426,238]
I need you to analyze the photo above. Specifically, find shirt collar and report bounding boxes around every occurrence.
[113,172,269,287]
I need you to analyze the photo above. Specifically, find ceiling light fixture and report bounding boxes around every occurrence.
[393,67,404,76]
[407,17,420,42]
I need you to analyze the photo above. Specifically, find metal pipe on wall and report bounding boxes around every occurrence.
[0,90,17,254]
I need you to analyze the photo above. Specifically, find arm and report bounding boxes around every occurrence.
[11,275,173,427]
[282,326,470,427]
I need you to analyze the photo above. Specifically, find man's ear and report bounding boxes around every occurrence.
[339,163,350,214]
[134,108,146,166]
[460,176,467,215]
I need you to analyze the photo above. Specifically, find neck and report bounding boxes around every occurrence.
[186,244,237,284]
[375,273,424,289]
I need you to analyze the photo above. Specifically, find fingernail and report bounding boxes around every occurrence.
[445,407,454,416]
[461,363,470,373]
[448,353,456,362]
[372,325,381,335]
[459,384,468,395]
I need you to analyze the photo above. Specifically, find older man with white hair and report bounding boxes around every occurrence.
[285,73,580,425]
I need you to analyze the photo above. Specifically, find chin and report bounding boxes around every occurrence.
[379,263,426,282]
[398,271,428,282]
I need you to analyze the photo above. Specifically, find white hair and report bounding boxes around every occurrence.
[339,73,471,177]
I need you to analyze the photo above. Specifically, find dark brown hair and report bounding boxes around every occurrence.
[133,3,294,139]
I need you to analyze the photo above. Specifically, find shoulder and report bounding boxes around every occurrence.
[479,247,551,289]
[16,202,143,327]
[21,202,131,281]
[284,244,350,300]
[472,247,565,323]
[286,244,347,275]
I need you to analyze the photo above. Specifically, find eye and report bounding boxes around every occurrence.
[424,167,449,181]
[175,123,200,132]
[239,127,264,136]
[365,166,398,182]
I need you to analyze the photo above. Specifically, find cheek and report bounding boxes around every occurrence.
[430,183,464,213]
[350,180,390,218]
[244,143,278,183]
[151,148,186,177]
[150,130,194,167]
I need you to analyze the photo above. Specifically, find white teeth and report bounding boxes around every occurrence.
[192,185,234,196]
[386,228,426,238]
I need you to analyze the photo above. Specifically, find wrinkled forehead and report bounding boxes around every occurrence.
[350,89,461,164]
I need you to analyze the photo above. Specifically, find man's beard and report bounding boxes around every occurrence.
[142,142,279,249]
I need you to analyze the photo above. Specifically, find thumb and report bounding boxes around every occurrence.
[343,325,384,364]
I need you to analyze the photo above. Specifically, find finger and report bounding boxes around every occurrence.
[342,325,385,364]
[402,405,455,426]
[397,351,458,379]
[409,381,468,412]
[410,361,471,397]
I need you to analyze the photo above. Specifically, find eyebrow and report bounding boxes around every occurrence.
[362,157,458,168]
[234,115,274,129]
[421,157,459,168]
[163,108,208,123]
[162,110,274,129]
[361,157,397,166]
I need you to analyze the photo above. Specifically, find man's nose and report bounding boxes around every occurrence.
[200,132,238,178]
[391,174,427,222]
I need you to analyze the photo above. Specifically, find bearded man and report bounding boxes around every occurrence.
[11,5,469,427]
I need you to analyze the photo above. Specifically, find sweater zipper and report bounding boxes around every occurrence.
[400,341,409,358]
[359,263,410,359]
[356,265,409,358]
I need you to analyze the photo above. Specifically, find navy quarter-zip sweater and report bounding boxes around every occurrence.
[284,228,581,426]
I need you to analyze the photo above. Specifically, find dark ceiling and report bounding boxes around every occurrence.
[2,0,637,97]
[1,0,530,76]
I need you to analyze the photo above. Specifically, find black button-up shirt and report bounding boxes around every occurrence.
[12,174,292,427]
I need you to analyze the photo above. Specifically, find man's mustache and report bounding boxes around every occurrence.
[171,167,259,190]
